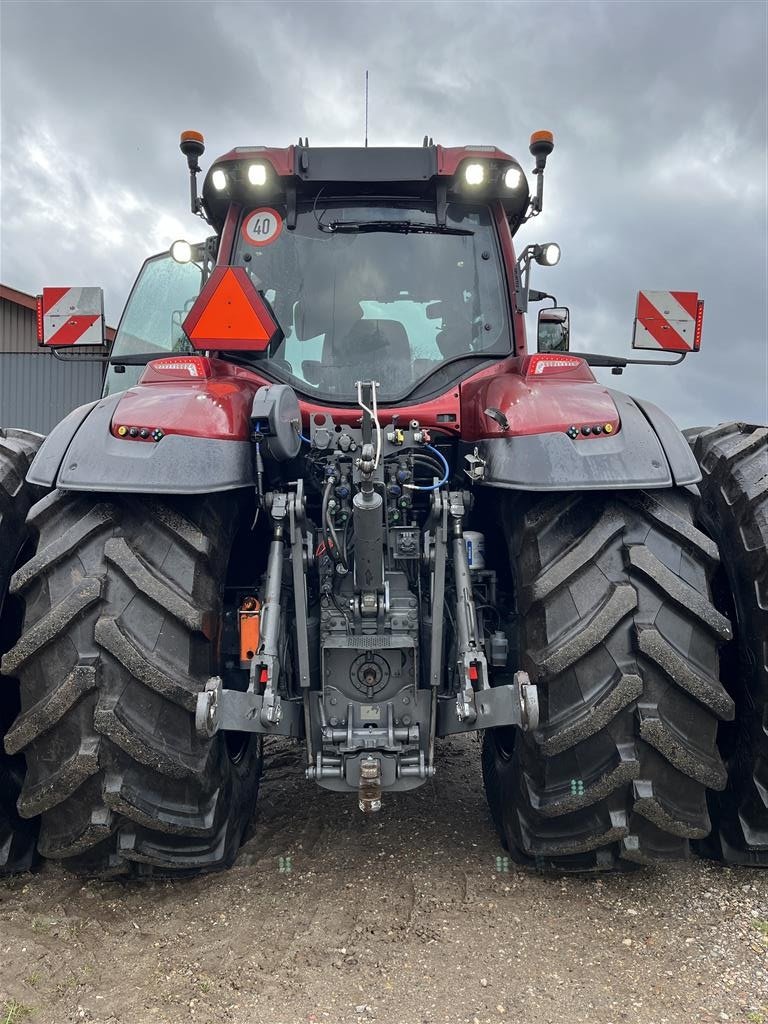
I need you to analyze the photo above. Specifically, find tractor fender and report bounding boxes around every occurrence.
[27,393,254,494]
[467,389,700,492]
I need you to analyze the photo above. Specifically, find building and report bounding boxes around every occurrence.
[0,284,114,434]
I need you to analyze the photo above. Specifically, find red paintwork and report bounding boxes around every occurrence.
[111,359,262,442]
[493,204,527,354]
[213,147,295,176]
[436,146,515,175]
[110,353,620,445]
[460,357,620,440]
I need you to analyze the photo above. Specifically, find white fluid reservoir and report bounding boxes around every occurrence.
[464,531,486,570]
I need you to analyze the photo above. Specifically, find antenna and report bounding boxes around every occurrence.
[364,70,369,148]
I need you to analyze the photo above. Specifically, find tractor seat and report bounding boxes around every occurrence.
[321,319,412,392]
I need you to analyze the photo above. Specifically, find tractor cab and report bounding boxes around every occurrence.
[104,136,551,402]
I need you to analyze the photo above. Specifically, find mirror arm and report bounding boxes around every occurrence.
[571,351,688,374]
[52,348,112,364]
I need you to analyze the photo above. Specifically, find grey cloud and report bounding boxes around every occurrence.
[1,0,765,425]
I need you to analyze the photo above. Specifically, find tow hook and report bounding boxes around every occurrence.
[358,756,382,813]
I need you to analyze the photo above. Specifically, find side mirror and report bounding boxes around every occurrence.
[632,290,703,353]
[537,306,570,353]
[37,287,106,347]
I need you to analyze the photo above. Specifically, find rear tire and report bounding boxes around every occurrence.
[482,489,733,872]
[1,489,262,877]
[0,429,45,874]
[690,423,768,865]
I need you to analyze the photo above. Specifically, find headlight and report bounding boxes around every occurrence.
[248,162,267,186]
[170,239,193,264]
[211,168,227,191]
[504,166,523,189]
[464,162,485,186]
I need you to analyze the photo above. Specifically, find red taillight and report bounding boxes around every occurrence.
[139,356,213,383]
[525,353,585,377]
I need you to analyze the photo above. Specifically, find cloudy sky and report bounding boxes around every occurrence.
[1,0,766,426]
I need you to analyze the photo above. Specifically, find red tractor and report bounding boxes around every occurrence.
[0,131,765,877]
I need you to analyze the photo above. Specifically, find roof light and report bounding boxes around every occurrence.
[464,162,485,186]
[170,239,193,264]
[248,162,267,186]
[535,242,561,266]
[211,168,227,191]
[504,166,523,189]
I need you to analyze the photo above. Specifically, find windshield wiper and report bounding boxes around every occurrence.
[323,219,474,236]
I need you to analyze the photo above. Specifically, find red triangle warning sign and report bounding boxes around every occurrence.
[183,266,281,351]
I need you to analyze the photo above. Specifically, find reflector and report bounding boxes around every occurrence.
[182,266,281,351]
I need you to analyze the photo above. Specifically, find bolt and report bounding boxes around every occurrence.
[402,696,410,705]
[330,696,337,705]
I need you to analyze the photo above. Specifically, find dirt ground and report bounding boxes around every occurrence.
[1,735,766,1024]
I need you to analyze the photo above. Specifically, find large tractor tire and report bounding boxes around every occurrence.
[1,489,262,877]
[689,423,768,865]
[0,428,45,874]
[482,488,734,872]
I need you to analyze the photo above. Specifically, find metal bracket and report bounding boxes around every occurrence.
[464,447,488,482]
[195,676,304,738]
[437,670,539,737]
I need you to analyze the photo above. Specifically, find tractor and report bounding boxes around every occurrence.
[0,130,765,877]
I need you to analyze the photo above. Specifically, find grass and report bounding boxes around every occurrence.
[2,1000,34,1024]
[752,918,768,939]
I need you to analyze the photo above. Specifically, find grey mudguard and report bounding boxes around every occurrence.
[26,399,101,487]
[27,393,254,494]
[630,394,702,486]
[472,389,701,492]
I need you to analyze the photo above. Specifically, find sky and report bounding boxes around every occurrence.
[1,0,766,427]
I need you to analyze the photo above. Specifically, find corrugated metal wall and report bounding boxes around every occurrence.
[0,354,104,433]
[0,297,104,433]
[0,290,37,352]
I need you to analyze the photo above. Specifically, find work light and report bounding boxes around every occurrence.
[464,163,485,186]
[248,163,267,186]
[504,167,523,189]
[170,240,193,264]
[535,243,561,266]
[211,168,227,191]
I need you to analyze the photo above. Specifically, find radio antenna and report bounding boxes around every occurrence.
[364,70,369,148]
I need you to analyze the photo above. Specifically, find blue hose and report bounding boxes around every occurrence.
[409,444,450,491]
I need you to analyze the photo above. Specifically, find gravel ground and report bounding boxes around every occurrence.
[1,734,766,1024]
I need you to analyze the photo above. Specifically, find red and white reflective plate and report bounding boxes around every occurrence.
[632,290,703,353]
